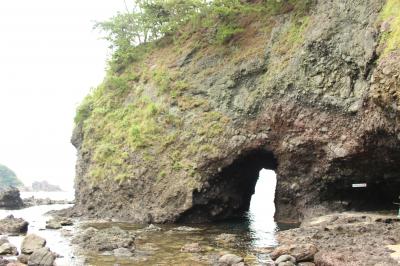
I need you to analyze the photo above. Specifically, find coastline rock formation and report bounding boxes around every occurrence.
[71,0,400,223]
[0,187,23,209]
[29,181,62,192]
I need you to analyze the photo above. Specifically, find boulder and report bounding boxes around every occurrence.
[0,215,28,235]
[180,243,203,253]
[113,247,133,257]
[71,226,135,252]
[275,255,296,264]
[45,217,73,230]
[27,247,55,266]
[270,244,318,262]
[44,221,61,230]
[0,243,18,256]
[21,234,46,255]
[0,187,23,209]
[218,254,244,265]
[17,254,29,264]
[215,233,237,244]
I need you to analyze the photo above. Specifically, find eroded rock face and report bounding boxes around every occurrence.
[71,0,400,223]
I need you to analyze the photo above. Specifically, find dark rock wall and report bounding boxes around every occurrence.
[72,0,400,223]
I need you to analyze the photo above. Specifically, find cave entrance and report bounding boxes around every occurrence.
[247,169,278,247]
[181,149,279,222]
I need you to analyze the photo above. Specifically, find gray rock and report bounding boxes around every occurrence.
[71,226,135,252]
[0,215,28,235]
[215,233,237,244]
[45,219,61,230]
[0,187,24,209]
[113,247,133,257]
[0,242,18,255]
[275,255,296,264]
[45,217,73,230]
[27,247,55,266]
[18,253,30,264]
[21,234,46,255]
[219,254,244,265]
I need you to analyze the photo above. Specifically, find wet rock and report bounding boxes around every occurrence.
[17,254,29,264]
[44,220,61,230]
[27,247,55,266]
[0,215,28,235]
[0,187,23,209]
[45,217,72,230]
[276,213,400,265]
[271,244,317,262]
[180,243,203,253]
[0,243,18,256]
[215,233,237,244]
[138,224,161,232]
[218,254,244,265]
[72,226,135,252]
[21,234,46,255]
[113,247,133,257]
[275,255,296,264]
[173,226,202,232]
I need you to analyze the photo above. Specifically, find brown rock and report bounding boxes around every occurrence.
[270,244,318,262]
[21,234,46,255]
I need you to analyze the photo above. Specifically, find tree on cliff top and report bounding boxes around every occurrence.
[0,164,23,188]
[95,0,308,71]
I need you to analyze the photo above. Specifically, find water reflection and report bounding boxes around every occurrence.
[247,169,278,247]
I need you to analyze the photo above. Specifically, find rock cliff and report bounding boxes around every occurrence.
[71,0,400,223]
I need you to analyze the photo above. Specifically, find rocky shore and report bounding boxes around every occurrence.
[264,212,400,266]
[0,215,58,266]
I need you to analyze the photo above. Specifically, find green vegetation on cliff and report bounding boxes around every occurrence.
[379,0,400,55]
[0,164,23,187]
[75,0,313,183]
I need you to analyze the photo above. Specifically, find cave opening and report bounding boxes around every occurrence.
[247,169,278,247]
[181,149,279,223]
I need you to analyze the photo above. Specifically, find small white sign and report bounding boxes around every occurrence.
[352,183,367,188]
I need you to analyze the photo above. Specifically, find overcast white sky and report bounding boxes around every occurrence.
[0,1,128,190]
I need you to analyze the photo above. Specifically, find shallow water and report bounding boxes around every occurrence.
[0,203,76,266]
[0,171,297,265]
